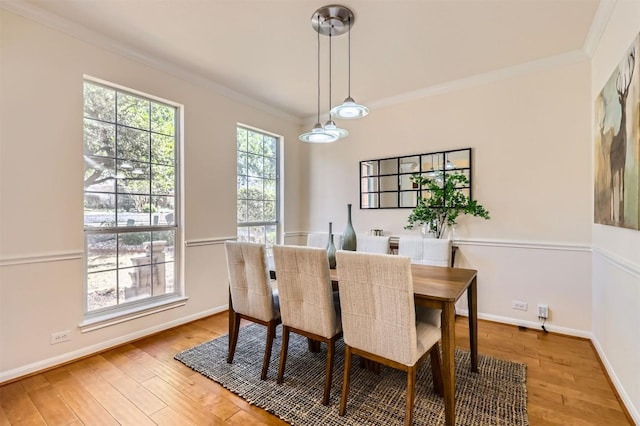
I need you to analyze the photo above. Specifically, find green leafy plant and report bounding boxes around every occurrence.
[405,172,490,238]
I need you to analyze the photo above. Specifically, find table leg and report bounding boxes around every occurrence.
[467,276,478,372]
[308,338,321,353]
[441,302,456,426]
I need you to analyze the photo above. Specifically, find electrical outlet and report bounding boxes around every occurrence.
[51,330,71,345]
[512,300,528,311]
[537,304,549,319]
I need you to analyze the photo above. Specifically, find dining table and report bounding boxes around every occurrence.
[232,258,478,426]
[329,263,478,426]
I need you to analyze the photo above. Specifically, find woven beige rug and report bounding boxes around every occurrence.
[175,324,528,425]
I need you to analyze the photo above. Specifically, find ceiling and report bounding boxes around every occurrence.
[8,0,603,121]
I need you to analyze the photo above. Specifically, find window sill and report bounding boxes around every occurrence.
[79,296,189,333]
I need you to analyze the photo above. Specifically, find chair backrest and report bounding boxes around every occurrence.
[398,236,452,266]
[336,251,419,365]
[273,245,340,339]
[356,234,390,254]
[224,241,277,322]
[307,232,343,250]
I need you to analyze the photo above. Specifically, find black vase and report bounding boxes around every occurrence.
[342,204,357,251]
[326,222,336,269]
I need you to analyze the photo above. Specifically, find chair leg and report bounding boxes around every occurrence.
[261,320,277,380]
[339,345,352,416]
[277,326,290,384]
[322,338,336,405]
[405,366,417,426]
[430,344,444,396]
[227,312,241,364]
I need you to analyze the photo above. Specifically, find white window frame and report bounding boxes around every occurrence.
[236,124,281,253]
[82,76,183,323]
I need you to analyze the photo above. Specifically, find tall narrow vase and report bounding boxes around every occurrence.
[342,204,357,251]
[326,222,336,269]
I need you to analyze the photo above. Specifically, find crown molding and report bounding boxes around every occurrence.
[367,49,590,112]
[0,0,300,124]
[582,0,617,56]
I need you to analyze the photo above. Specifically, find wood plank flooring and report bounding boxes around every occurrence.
[0,313,632,425]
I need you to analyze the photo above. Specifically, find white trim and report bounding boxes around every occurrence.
[284,231,307,238]
[592,246,640,279]
[0,0,299,124]
[366,50,590,113]
[0,250,83,267]
[453,238,591,252]
[582,0,618,56]
[0,304,228,384]
[184,237,236,247]
[79,297,189,332]
[591,334,640,425]
[456,309,593,339]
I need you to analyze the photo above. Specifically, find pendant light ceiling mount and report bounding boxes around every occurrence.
[311,5,355,37]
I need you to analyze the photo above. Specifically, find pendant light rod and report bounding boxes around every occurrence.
[347,16,351,98]
[325,26,348,139]
[299,12,338,143]
[316,17,321,125]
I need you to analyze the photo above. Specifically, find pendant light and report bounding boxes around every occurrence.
[330,15,369,120]
[299,13,338,143]
[324,30,348,139]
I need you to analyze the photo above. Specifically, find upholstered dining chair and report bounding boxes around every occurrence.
[398,236,453,327]
[307,232,343,251]
[272,245,343,406]
[355,234,390,254]
[335,250,443,425]
[397,236,452,267]
[224,241,281,380]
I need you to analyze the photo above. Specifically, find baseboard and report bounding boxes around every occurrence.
[457,309,638,424]
[0,305,228,384]
[455,309,593,339]
[590,336,640,425]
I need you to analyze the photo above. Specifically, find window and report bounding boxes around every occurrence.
[83,79,180,316]
[236,126,280,253]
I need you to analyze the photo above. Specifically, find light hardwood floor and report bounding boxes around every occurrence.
[0,313,632,425]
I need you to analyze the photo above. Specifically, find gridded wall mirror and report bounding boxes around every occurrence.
[359,148,472,209]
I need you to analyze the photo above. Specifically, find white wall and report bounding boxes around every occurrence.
[590,1,640,422]
[305,60,593,335]
[0,10,306,380]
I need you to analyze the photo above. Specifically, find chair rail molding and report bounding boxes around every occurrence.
[453,238,591,252]
[592,246,640,279]
[0,250,83,267]
[184,236,237,247]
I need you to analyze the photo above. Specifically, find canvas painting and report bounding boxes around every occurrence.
[594,33,640,230]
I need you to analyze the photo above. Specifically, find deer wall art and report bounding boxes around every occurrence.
[594,34,640,230]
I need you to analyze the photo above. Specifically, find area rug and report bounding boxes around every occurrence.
[175,324,528,425]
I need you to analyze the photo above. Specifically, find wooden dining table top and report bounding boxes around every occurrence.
[329,263,477,302]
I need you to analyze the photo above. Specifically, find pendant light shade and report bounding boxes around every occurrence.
[331,97,369,119]
[324,119,349,138]
[299,122,338,143]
